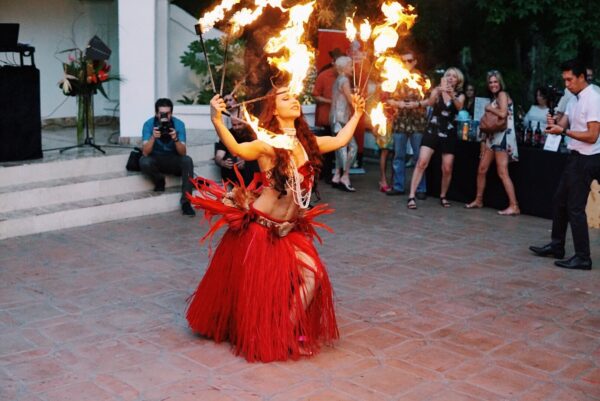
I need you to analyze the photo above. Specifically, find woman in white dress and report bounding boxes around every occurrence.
[465,70,520,215]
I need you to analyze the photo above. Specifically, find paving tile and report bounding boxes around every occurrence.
[1,163,599,400]
[401,345,467,373]
[111,357,190,392]
[350,365,423,397]
[467,366,538,398]
[41,381,115,401]
[0,332,36,357]
[228,364,305,396]
[5,356,70,383]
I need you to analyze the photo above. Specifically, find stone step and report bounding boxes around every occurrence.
[0,188,183,240]
[0,167,200,214]
[0,144,220,240]
[0,144,214,188]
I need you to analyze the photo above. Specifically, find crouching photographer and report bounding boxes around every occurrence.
[140,98,196,216]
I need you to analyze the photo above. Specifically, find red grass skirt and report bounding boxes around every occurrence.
[186,175,339,362]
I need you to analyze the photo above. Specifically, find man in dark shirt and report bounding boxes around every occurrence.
[215,116,259,186]
[140,98,195,216]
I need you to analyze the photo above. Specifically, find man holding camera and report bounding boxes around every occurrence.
[529,59,600,270]
[140,98,195,216]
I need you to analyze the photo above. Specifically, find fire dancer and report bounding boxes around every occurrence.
[186,86,365,362]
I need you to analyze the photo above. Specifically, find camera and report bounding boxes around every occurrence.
[158,112,173,142]
[546,84,564,116]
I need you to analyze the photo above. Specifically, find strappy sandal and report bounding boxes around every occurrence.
[440,197,451,208]
[407,197,417,209]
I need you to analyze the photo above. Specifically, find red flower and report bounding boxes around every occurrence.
[97,70,109,82]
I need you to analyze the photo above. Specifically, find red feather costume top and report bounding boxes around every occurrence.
[185,164,339,362]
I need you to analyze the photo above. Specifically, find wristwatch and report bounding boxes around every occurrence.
[562,127,568,136]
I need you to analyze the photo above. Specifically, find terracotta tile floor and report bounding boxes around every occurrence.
[1,165,599,401]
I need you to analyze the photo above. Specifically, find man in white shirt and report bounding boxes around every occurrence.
[529,59,600,270]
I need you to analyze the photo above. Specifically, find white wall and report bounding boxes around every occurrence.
[168,5,222,106]
[1,0,119,120]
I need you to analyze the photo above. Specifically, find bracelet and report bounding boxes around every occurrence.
[173,137,179,143]
[562,128,568,136]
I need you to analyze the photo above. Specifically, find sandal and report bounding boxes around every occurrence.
[440,197,451,208]
[407,197,417,209]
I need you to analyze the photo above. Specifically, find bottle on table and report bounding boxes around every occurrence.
[525,121,534,147]
[461,121,469,141]
[534,122,543,148]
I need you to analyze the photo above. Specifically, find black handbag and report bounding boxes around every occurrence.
[126,147,143,171]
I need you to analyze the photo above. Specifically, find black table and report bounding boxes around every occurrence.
[426,141,568,219]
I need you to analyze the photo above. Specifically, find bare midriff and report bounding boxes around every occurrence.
[252,188,301,222]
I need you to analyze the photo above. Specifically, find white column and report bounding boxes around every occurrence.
[118,0,157,138]
[156,0,169,97]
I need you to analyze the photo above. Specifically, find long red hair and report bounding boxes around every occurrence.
[257,87,322,195]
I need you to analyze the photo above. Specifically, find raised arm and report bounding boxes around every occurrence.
[419,87,440,108]
[210,95,272,161]
[316,94,365,154]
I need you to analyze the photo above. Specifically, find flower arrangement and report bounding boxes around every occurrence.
[57,47,120,144]
[58,48,119,98]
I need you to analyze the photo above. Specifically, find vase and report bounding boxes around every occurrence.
[76,94,94,145]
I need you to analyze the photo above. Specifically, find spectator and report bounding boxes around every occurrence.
[523,86,550,132]
[215,117,259,187]
[464,83,476,118]
[406,67,465,209]
[312,48,343,182]
[385,49,428,198]
[465,70,520,216]
[371,90,394,192]
[529,59,600,270]
[140,98,195,216]
[330,56,358,192]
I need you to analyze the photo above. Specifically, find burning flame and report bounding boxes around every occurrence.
[381,1,417,30]
[371,1,418,55]
[376,55,431,96]
[264,1,316,95]
[345,16,357,42]
[359,19,372,42]
[198,0,241,33]
[369,102,387,136]
[372,26,399,56]
[230,0,286,36]
[242,104,295,148]
[242,104,261,135]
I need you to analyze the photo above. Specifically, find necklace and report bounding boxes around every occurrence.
[286,157,313,209]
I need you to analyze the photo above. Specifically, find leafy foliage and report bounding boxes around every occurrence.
[179,37,246,104]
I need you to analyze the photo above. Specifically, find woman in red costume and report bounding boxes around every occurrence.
[186,86,365,362]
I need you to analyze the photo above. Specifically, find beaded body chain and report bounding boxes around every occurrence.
[282,128,312,209]
[286,156,313,209]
